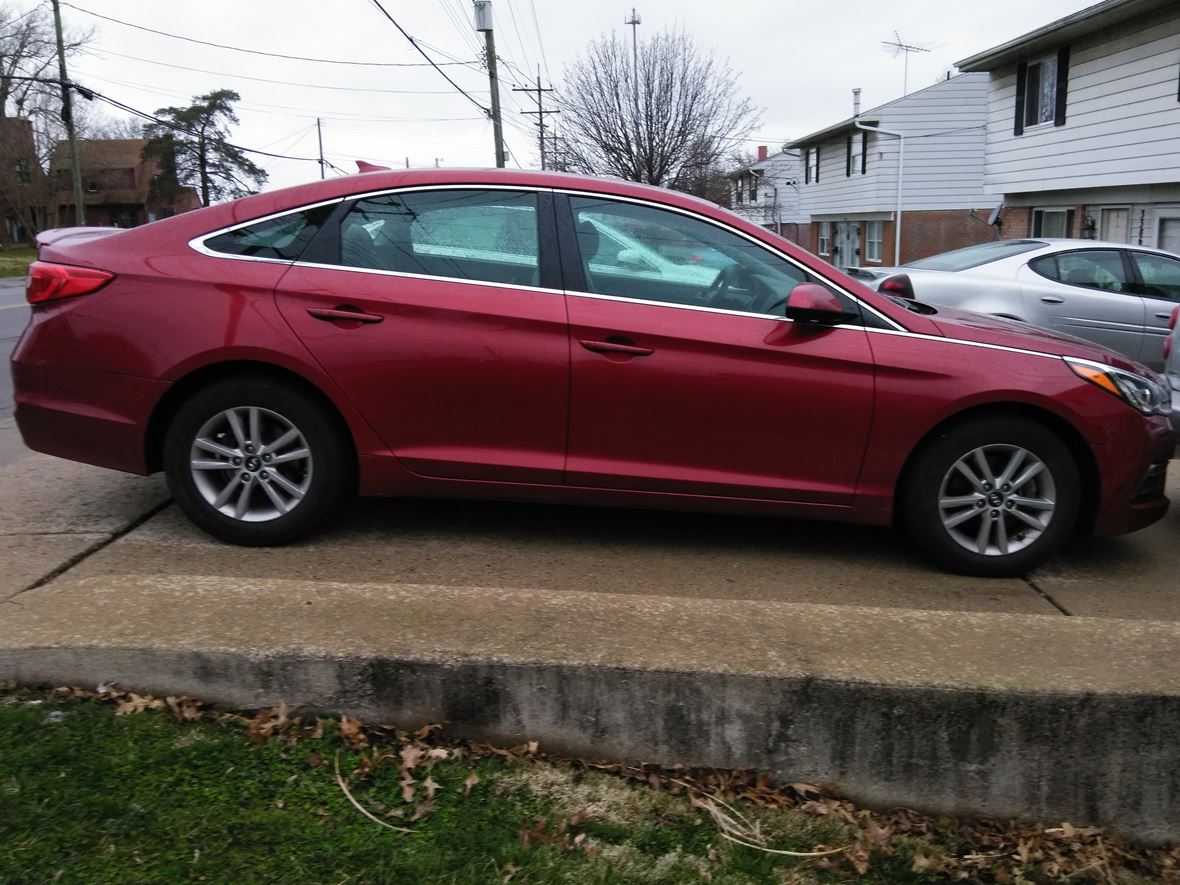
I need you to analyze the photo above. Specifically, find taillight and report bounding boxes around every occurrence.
[879,273,915,299]
[26,261,114,305]
[1169,305,1179,331]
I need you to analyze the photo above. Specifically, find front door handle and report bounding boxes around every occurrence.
[307,306,384,324]
[1040,296,1065,304]
[579,338,654,357]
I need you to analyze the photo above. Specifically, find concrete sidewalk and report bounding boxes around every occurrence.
[1,420,1178,841]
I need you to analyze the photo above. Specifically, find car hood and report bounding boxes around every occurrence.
[927,306,1149,374]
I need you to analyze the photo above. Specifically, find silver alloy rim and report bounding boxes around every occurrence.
[189,406,313,523]
[937,444,1056,557]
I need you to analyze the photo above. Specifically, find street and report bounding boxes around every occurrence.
[0,278,28,424]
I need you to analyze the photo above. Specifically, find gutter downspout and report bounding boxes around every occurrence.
[853,120,904,266]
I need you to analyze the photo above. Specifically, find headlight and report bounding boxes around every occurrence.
[1065,357,1172,416]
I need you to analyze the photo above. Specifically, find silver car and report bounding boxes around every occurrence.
[858,239,1180,370]
[1165,304,1180,432]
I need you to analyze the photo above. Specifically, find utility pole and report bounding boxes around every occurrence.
[512,67,558,170]
[50,0,85,226]
[625,8,641,110]
[316,118,325,179]
[473,1,505,168]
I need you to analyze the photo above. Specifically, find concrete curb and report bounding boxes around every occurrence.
[3,575,1180,843]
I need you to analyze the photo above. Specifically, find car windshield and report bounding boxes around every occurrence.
[904,240,1048,272]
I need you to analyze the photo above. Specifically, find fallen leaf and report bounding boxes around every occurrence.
[462,770,479,796]
[422,776,441,799]
[115,693,166,716]
[338,715,369,750]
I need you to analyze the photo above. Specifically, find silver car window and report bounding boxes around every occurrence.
[1029,250,1129,293]
[1129,252,1180,303]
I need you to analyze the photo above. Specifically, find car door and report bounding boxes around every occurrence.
[1017,248,1146,361]
[558,193,875,505]
[274,187,570,484]
[1126,250,1180,370]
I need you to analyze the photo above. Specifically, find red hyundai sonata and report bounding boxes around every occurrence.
[12,169,1174,575]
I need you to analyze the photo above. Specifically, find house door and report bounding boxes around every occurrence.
[1100,208,1128,243]
[832,222,861,269]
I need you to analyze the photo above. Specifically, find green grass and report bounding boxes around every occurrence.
[0,690,885,884]
[0,688,1169,884]
[0,247,34,279]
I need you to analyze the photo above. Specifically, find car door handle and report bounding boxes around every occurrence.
[1040,296,1065,304]
[1153,311,1173,320]
[579,339,654,357]
[307,306,384,324]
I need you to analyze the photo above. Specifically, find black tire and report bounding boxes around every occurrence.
[163,376,353,546]
[902,415,1081,577]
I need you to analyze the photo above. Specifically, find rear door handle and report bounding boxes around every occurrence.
[307,306,384,324]
[1153,311,1173,320]
[579,339,654,357]
[1040,296,1065,304]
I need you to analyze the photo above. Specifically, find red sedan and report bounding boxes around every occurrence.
[12,169,1174,576]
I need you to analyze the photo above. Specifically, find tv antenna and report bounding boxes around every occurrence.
[882,31,931,95]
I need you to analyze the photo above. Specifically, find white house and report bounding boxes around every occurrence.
[787,73,998,268]
[956,0,1180,249]
[728,145,808,244]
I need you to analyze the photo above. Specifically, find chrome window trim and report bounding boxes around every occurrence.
[284,259,567,297]
[553,187,906,332]
[187,195,346,264]
[864,326,1062,361]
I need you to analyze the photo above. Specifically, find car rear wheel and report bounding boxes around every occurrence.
[163,377,351,546]
[902,416,1080,577]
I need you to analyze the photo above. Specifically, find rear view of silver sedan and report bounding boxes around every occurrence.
[862,239,1180,370]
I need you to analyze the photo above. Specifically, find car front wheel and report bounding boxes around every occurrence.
[902,416,1081,577]
[163,377,352,546]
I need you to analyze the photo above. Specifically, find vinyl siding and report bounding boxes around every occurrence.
[984,7,1180,193]
[798,72,993,216]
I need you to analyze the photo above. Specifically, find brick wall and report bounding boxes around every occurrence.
[893,208,1001,264]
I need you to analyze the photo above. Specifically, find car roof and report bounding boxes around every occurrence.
[1036,238,1180,257]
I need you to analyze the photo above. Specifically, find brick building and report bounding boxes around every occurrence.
[0,117,45,247]
[50,138,200,228]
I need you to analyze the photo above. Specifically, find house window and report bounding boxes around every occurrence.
[749,174,758,203]
[1033,208,1074,238]
[865,221,883,262]
[1025,57,1057,127]
[13,159,30,184]
[1016,48,1069,134]
[806,147,818,184]
[848,133,864,176]
[817,221,831,255]
[735,177,744,204]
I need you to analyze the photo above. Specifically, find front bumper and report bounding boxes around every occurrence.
[1090,413,1174,536]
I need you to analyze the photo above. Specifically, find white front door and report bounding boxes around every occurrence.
[832,222,861,269]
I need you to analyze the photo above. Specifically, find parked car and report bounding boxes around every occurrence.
[12,170,1174,576]
[863,239,1180,370]
[1165,305,1180,434]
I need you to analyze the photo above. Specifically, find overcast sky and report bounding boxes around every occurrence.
[38,0,1092,193]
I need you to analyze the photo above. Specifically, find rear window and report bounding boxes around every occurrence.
[203,205,335,260]
[904,240,1047,272]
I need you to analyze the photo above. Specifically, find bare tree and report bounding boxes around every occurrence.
[557,28,758,192]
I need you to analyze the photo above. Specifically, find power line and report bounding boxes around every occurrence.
[365,0,491,116]
[527,0,552,84]
[77,48,486,95]
[59,1,477,68]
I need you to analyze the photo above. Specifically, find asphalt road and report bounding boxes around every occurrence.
[0,278,29,421]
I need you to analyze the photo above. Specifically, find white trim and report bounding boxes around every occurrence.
[554,187,904,331]
[866,326,1068,361]
[187,181,907,333]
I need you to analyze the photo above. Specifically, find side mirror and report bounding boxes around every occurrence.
[784,282,859,325]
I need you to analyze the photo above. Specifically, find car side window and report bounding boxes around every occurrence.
[204,204,335,260]
[1029,250,1129,293]
[333,189,539,287]
[1129,252,1180,302]
[567,196,820,316]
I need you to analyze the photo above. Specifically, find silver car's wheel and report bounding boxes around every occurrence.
[937,444,1056,557]
[902,416,1080,577]
[189,406,314,523]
